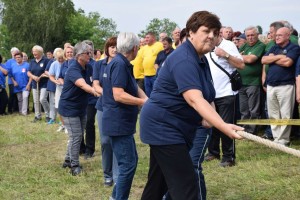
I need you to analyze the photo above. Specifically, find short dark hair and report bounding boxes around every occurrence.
[146,32,156,37]
[162,37,172,44]
[94,49,102,56]
[180,28,187,42]
[14,52,23,58]
[0,54,2,63]
[104,36,117,57]
[270,21,284,31]
[186,11,221,37]
[292,29,298,37]
[233,31,242,38]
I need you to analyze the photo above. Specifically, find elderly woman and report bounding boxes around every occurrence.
[140,11,244,200]
[102,32,148,200]
[27,45,50,122]
[58,42,100,176]
[93,36,118,186]
[10,52,31,115]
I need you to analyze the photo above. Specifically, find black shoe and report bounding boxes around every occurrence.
[104,178,113,186]
[70,166,82,176]
[219,160,235,167]
[62,160,71,168]
[204,153,220,161]
[261,135,273,140]
[45,117,51,123]
[79,150,86,156]
[32,117,41,123]
[84,153,95,160]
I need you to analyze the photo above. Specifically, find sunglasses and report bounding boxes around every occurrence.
[82,52,92,56]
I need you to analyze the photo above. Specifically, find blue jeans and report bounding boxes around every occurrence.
[97,110,118,183]
[111,135,138,200]
[144,76,156,97]
[189,127,212,200]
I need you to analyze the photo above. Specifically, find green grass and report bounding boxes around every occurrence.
[1,113,300,200]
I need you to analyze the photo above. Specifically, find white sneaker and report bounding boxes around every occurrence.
[57,125,65,132]
[64,128,68,134]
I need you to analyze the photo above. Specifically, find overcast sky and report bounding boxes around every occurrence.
[72,0,300,36]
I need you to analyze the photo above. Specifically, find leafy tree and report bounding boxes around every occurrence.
[0,0,118,56]
[1,0,75,55]
[65,10,118,50]
[0,24,11,60]
[139,18,178,39]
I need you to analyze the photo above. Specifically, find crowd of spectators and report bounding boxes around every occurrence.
[0,11,300,200]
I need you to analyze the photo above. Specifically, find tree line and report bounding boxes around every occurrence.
[0,0,177,60]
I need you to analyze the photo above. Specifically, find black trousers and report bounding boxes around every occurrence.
[8,84,18,113]
[80,104,97,154]
[141,144,198,200]
[208,95,236,161]
[0,88,8,114]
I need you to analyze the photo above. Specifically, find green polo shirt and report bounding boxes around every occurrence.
[238,40,266,86]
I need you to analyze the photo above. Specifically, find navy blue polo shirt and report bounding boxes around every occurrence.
[86,59,98,105]
[59,59,75,79]
[266,42,300,86]
[59,60,68,79]
[45,58,56,92]
[155,48,174,67]
[28,56,49,89]
[58,60,89,117]
[102,53,139,136]
[0,64,7,88]
[93,58,109,111]
[295,57,300,77]
[140,39,216,147]
[155,48,174,75]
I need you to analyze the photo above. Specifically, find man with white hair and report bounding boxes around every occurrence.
[102,32,148,200]
[6,47,20,114]
[238,26,266,134]
[172,27,181,48]
[262,27,300,146]
[223,26,234,40]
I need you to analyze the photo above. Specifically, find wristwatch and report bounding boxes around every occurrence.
[225,53,230,59]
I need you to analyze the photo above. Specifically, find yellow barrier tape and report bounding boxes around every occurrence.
[237,119,300,126]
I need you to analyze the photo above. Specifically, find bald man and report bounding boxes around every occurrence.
[262,27,300,146]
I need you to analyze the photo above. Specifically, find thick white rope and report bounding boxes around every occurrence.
[237,131,300,158]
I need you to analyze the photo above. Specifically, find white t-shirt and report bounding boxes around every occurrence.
[205,39,243,98]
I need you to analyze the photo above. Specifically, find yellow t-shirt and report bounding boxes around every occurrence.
[172,42,177,49]
[131,47,145,79]
[142,42,163,76]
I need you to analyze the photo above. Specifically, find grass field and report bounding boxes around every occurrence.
[1,113,300,200]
